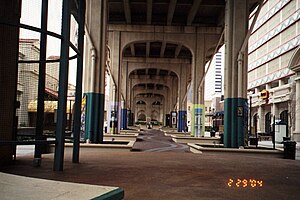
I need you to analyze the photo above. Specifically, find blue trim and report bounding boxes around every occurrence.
[121,109,128,130]
[177,111,187,132]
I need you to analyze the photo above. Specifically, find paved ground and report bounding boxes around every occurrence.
[1,128,300,200]
[132,128,189,152]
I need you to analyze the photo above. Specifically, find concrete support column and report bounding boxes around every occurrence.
[191,33,205,137]
[121,107,127,130]
[191,34,205,106]
[127,77,133,126]
[272,103,278,120]
[146,99,152,121]
[178,65,188,132]
[224,0,248,147]
[84,0,107,142]
[279,79,284,86]
[121,61,128,130]
[257,105,264,133]
[293,77,300,141]
[0,0,20,164]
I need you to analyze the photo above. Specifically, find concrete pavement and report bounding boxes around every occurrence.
[1,128,300,200]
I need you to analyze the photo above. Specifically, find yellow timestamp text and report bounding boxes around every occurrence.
[227,179,263,188]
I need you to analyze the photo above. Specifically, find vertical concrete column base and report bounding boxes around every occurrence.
[84,92,104,143]
[224,98,248,148]
[121,109,128,130]
[177,111,187,132]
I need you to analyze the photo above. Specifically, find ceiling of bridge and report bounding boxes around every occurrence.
[123,41,192,60]
[108,0,226,26]
[129,68,177,77]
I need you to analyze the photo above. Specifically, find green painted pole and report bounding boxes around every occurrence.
[72,0,85,163]
[54,0,71,171]
[34,0,48,164]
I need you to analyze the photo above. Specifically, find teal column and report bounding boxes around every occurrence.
[224,99,232,147]
[224,98,248,148]
[84,93,104,143]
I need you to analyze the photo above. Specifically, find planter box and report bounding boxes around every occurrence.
[104,133,139,142]
[188,143,283,158]
[164,131,190,137]
[49,140,135,153]
[171,135,221,144]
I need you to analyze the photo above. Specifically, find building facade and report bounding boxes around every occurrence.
[248,0,300,141]
[17,39,74,130]
[205,47,224,101]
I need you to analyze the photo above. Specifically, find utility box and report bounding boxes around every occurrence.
[275,124,287,143]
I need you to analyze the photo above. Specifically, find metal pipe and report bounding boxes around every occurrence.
[54,0,71,171]
[73,0,85,163]
[35,0,48,163]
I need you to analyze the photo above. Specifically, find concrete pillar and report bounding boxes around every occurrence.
[191,33,205,137]
[279,79,284,86]
[191,34,205,106]
[178,64,188,132]
[257,105,264,133]
[272,103,278,120]
[84,0,107,142]
[224,0,248,147]
[0,0,20,164]
[293,77,300,141]
[121,61,128,130]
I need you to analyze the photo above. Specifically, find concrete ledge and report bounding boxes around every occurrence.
[104,133,139,142]
[164,131,190,137]
[188,143,283,158]
[49,141,135,153]
[0,172,124,200]
[120,129,140,134]
[171,135,221,144]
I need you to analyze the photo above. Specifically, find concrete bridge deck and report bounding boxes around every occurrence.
[1,129,300,200]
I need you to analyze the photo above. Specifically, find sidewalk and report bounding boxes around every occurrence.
[258,140,300,160]
[0,172,124,200]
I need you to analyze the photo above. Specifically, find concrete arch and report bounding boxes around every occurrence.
[120,34,196,57]
[133,90,167,99]
[135,96,164,104]
[152,100,162,105]
[137,113,146,121]
[288,46,300,70]
[151,110,159,121]
[127,63,181,79]
[122,40,193,56]
[136,100,146,105]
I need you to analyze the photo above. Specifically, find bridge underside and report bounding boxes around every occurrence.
[0,0,261,170]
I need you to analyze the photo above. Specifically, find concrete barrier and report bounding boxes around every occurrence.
[188,143,283,158]
[171,135,221,144]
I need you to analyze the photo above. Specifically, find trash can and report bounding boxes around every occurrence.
[249,136,258,146]
[219,133,224,144]
[283,141,297,160]
[210,130,216,137]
